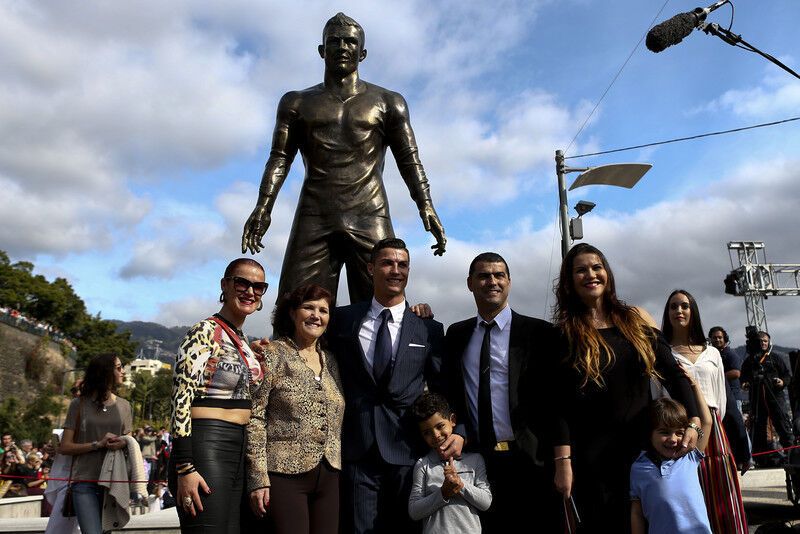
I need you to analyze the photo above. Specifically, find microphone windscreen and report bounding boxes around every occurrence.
[646,12,697,53]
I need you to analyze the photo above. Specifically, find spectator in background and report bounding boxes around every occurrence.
[40,442,55,464]
[58,353,132,534]
[19,439,33,455]
[1,434,20,458]
[741,331,795,466]
[1,449,25,498]
[790,350,800,438]
[159,427,171,447]
[18,453,46,496]
[661,290,747,534]
[710,327,745,411]
[709,326,752,470]
[138,426,158,482]
[154,430,170,491]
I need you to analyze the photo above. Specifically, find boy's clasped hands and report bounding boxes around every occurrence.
[441,457,464,499]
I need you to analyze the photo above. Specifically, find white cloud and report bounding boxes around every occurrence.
[6,0,796,353]
[152,296,215,330]
[152,294,273,339]
[491,158,800,346]
[0,1,271,258]
[0,175,148,257]
[325,157,800,349]
[698,65,800,119]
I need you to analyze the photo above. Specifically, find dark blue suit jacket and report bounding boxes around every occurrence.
[328,301,444,466]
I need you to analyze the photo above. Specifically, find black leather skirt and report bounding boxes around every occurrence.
[169,419,246,534]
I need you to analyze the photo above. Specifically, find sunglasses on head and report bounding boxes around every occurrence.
[225,276,268,296]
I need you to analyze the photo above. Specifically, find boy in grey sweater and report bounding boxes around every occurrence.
[408,393,492,533]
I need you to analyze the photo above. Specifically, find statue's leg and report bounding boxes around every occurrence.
[276,214,342,304]
[342,215,394,304]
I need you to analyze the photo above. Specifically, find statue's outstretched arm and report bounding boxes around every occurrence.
[242,93,300,255]
[386,93,446,256]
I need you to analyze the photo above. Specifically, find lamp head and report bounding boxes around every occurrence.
[574,200,596,217]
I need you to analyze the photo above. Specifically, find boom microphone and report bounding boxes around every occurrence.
[646,0,729,53]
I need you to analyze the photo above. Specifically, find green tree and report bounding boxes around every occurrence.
[0,249,138,368]
[0,393,61,446]
[72,315,137,368]
[129,369,172,427]
[150,369,173,424]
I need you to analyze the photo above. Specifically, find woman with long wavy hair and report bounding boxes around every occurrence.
[661,289,748,533]
[58,353,132,534]
[169,258,267,533]
[550,243,701,533]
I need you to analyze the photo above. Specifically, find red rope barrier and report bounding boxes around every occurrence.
[751,443,800,458]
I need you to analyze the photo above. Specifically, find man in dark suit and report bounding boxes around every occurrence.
[328,237,450,534]
[442,252,559,532]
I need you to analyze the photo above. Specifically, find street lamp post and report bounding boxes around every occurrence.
[555,150,652,258]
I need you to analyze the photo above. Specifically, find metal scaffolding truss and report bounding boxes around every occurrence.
[726,241,800,333]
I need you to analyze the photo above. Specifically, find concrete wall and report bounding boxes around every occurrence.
[0,496,42,519]
[0,322,76,405]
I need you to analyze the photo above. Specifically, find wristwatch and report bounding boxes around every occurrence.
[91,441,99,451]
[687,422,704,440]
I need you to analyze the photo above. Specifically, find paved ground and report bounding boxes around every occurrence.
[742,466,799,532]
[0,507,179,533]
[0,468,796,532]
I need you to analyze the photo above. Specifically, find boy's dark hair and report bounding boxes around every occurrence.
[412,392,453,422]
[649,397,689,431]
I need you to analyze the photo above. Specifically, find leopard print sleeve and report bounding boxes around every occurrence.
[170,319,216,462]
[246,343,283,492]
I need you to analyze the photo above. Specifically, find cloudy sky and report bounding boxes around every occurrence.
[2,0,799,347]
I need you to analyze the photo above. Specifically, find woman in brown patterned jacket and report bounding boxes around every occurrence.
[247,284,345,534]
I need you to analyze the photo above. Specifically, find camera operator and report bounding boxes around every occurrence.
[741,330,795,465]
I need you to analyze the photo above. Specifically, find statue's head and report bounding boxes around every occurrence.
[319,12,367,73]
[322,12,365,47]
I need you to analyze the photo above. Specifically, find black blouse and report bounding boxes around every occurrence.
[551,327,699,469]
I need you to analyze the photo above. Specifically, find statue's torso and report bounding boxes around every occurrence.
[292,82,397,216]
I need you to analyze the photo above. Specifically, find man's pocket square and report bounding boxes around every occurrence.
[408,343,426,348]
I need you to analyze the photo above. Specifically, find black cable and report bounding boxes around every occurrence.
[726,1,734,32]
[565,116,800,160]
[564,0,672,154]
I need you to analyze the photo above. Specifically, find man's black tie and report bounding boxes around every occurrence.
[373,309,393,382]
[479,320,497,450]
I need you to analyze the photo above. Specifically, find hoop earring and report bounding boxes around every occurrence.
[257,301,263,311]
[219,291,225,303]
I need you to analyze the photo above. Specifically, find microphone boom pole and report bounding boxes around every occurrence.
[702,23,800,81]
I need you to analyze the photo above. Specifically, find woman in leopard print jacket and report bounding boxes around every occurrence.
[246,284,345,534]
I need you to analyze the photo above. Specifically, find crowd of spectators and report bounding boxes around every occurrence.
[1,427,175,515]
[0,306,77,352]
[0,433,56,501]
